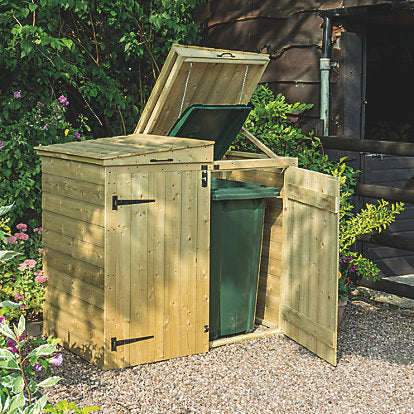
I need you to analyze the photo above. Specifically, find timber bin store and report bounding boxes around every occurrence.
[36,45,341,369]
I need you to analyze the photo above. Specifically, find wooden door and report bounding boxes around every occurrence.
[280,167,340,366]
[104,168,210,369]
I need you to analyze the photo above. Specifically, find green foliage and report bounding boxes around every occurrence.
[44,400,102,413]
[0,0,204,141]
[0,94,90,227]
[0,312,61,413]
[0,205,45,318]
[237,85,404,288]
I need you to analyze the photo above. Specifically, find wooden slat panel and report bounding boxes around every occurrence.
[285,183,339,213]
[45,265,104,310]
[44,304,104,368]
[41,157,104,184]
[42,174,105,206]
[46,285,104,328]
[43,210,104,247]
[281,166,339,366]
[43,229,104,268]
[136,44,269,135]
[43,247,104,288]
[42,192,104,226]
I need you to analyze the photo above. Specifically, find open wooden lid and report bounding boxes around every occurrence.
[135,44,269,137]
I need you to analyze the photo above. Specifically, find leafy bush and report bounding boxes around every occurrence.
[0,92,90,227]
[0,0,204,140]
[233,85,404,289]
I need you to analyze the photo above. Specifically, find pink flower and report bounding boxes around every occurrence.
[24,259,36,268]
[39,103,45,107]
[16,223,27,231]
[50,353,63,367]
[14,91,21,99]
[0,316,5,323]
[19,304,25,310]
[15,232,29,241]
[7,235,17,244]
[55,105,60,110]
[35,275,48,283]
[34,227,43,234]
[58,95,69,106]
[17,263,27,272]
[38,248,43,254]
[13,292,24,300]
[0,141,4,149]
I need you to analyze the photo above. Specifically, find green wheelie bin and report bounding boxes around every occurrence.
[209,178,279,340]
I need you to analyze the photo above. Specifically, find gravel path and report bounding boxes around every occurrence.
[45,297,414,413]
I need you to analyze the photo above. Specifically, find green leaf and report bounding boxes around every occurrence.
[26,343,56,358]
[28,3,38,12]
[11,375,24,394]
[0,204,13,216]
[16,315,25,338]
[0,320,17,340]
[0,250,20,263]
[0,348,18,360]
[37,376,62,388]
[0,300,21,309]
[9,392,25,412]
[0,358,20,370]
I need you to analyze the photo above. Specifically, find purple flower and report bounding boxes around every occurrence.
[50,353,63,367]
[0,141,4,149]
[33,362,43,372]
[39,103,44,107]
[44,124,49,130]
[57,115,61,120]
[14,91,21,99]
[55,105,60,110]
[58,95,69,106]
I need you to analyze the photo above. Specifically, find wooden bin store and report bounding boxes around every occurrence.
[36,45,340,369]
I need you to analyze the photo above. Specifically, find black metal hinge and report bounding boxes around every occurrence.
[111,335,154,351]
[201,165,208,187]
[204,325,209,333]
[112,195,155,210]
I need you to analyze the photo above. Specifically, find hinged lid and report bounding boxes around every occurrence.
[35,133,214,166]
[135,44,269,136]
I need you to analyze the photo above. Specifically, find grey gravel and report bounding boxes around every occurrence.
[45,297,414,413]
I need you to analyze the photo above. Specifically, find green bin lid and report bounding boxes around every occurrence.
[168,104,252,160]
[211,178,279,201]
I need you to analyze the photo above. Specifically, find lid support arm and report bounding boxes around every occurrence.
[241,127,278,159]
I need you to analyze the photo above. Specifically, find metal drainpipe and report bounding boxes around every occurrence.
[320,16,333,136]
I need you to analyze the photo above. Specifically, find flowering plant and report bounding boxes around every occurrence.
[0,311,62,412]
[0,91,91,228]
[338,255,357,301]
[0,205,45,319]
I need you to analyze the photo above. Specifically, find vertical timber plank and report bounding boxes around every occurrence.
[163,171,182,360]
[195,169,210,354]
[179,171,198,356]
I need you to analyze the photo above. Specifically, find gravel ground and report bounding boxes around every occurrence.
[44,297,414,413]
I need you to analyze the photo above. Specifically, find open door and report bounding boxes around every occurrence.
[280,166,339,366]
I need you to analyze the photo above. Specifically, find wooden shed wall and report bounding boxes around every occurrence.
[42,157,106,367]
[194,0,394,134]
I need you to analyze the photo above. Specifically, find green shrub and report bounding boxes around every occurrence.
[0,0,204,139]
